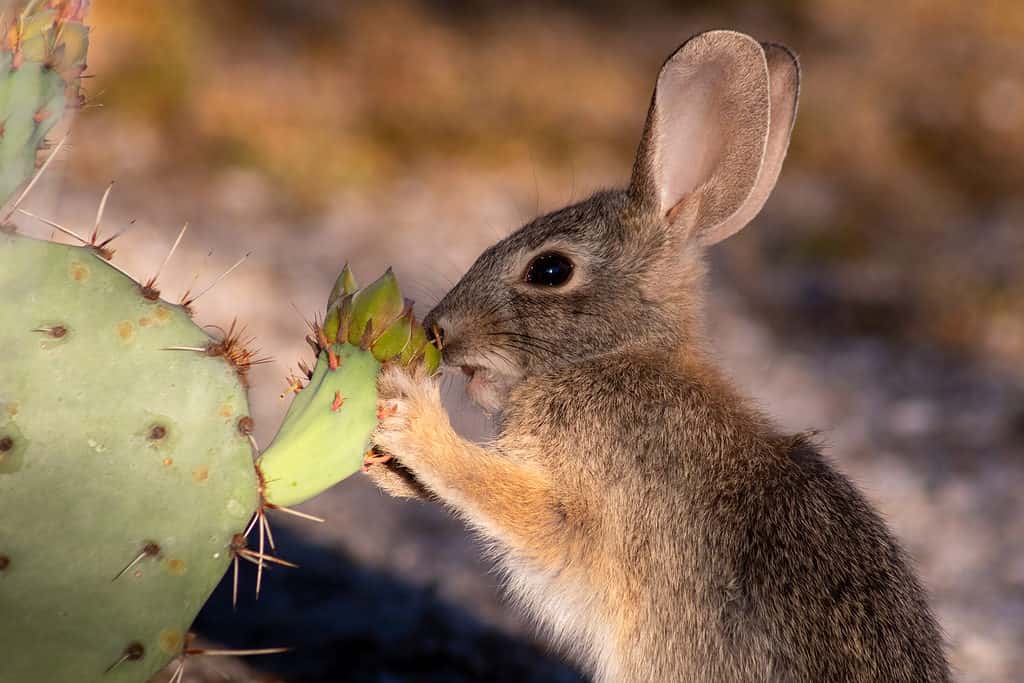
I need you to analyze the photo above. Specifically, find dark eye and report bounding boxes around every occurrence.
[524,252,574,287]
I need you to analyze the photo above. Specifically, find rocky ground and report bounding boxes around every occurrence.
[17,165,1023,682]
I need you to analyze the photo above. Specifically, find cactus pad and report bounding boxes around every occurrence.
[0,1,90,202]
[0,232,259,682]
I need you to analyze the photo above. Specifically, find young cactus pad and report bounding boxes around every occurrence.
[0,1,90,202]
[256,267,440,507]
[0,232,259,683]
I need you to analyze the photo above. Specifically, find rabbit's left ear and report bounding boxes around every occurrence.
[628,31,800,245]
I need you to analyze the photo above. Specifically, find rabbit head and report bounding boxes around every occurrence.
[423,31,800,412]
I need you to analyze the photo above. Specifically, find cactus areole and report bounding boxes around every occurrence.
[0,232,439,682]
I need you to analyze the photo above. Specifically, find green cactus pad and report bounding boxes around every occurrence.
[257,345,381,506]
[0,1,90,203]
[0,233,259,683]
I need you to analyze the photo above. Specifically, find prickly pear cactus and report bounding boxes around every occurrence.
[0,226,439,682]
[0,3,442,681]
[0,0,89,201]
[0,233,260,682]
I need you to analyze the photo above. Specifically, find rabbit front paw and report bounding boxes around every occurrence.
[371,363,451,477]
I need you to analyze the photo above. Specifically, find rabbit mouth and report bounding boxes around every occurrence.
[457,362,517,413]
[461,364,495,395]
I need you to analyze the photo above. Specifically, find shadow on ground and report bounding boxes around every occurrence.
[193,524,583,683]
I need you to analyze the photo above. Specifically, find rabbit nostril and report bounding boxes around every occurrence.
[426,323,445,350]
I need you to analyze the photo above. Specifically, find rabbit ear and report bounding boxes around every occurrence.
[628,31,799,246]
[704,42,800,245]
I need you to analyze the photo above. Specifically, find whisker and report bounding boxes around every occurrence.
[487,346,519,369]
[478,299,511,323]
[482,314,537,330]
[483,331,569,361]
[496,335,571,364]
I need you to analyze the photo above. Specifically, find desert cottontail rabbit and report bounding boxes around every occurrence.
[367,29,950,682]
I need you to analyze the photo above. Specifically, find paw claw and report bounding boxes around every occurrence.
[363,448,393,467]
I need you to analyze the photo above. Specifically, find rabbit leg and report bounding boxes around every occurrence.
[373,364,563,561]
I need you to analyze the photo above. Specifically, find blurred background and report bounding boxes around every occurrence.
[15,0,1023,680]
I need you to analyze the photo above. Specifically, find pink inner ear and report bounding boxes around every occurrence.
[637,31,773,243]
[654,61,726,219]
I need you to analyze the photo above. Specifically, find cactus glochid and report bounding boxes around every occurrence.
[0,7,441,682]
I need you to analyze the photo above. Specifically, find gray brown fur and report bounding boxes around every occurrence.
[367,30,950,682]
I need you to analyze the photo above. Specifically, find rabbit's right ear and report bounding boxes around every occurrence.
[628,31,799,246]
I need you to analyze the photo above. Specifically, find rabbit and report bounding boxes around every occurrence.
[365,29,950,683]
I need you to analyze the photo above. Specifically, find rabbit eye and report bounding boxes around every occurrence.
[524,252,574,287]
